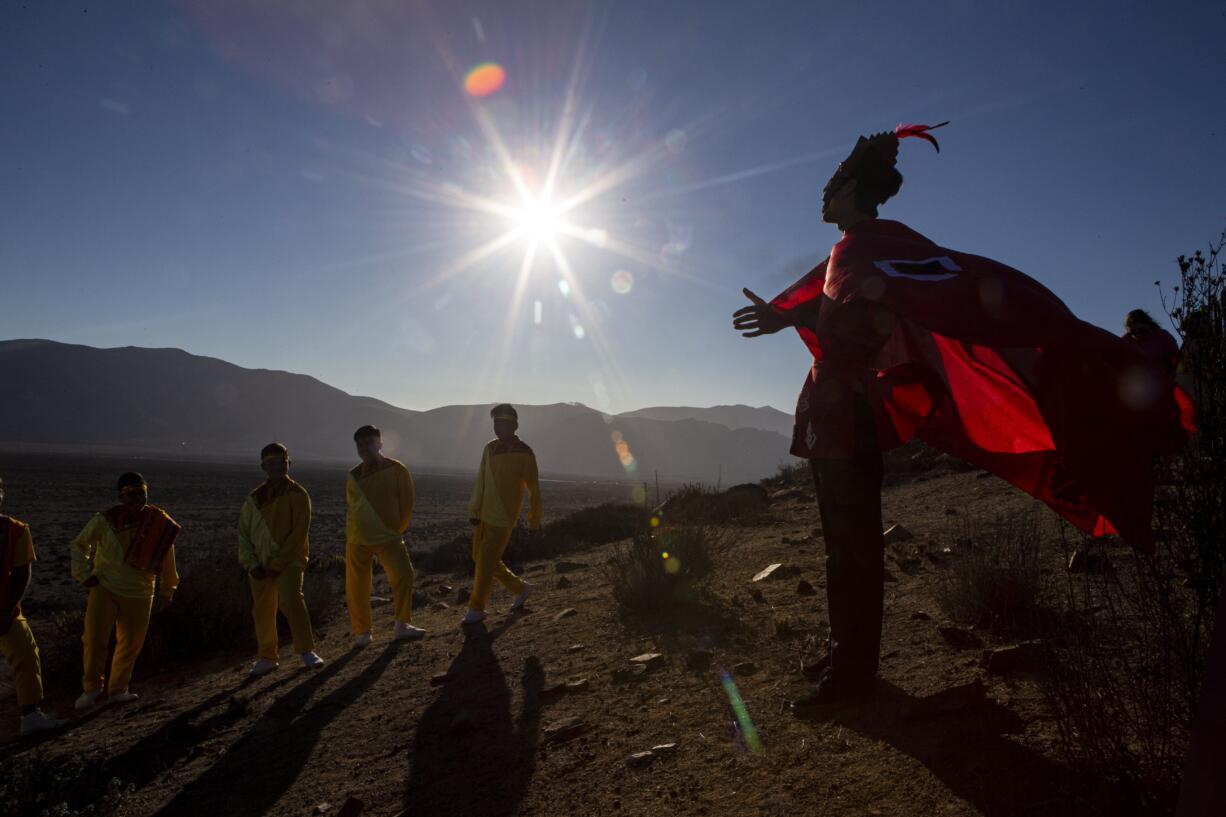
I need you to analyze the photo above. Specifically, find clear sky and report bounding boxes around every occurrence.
[3,1,1223,415]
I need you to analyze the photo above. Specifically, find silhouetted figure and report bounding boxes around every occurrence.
[1122,308,1178,373]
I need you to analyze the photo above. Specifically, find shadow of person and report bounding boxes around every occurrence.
[154,645,395,817]
[404,621,542,816]
[839,680,1100,816]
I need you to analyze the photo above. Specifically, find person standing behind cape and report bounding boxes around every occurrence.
[345,425,425,647]
[460,404,542,628]
[71,471,179,710]
[238,443,325,677]
[734,121,1192,715]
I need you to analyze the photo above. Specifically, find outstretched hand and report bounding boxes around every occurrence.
[733,288,790,337]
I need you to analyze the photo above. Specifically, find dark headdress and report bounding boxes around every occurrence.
[822,122,949,213]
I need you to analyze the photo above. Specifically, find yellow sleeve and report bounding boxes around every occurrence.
[467,447,488,520]
[398,464,415,533]
[345,474,361,545]
[12,523,35,567]
[158,545,179,598]
[525,452,543,530]
[271,490,311,571]
[237,498,258,572]
[70,514,104,584]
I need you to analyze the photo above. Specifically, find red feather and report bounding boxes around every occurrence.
[895,121,950,152]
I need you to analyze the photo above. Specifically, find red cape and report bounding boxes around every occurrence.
[773,219,1194,554]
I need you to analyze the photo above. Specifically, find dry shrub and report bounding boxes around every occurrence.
[658,483,768,526]
[0,751,130,817]
[604,525,724,615]
[935,510,1043,634]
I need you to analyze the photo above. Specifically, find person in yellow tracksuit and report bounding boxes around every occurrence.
[0,476,66,736]
[71,471,180,710]
[346,425,425,647]
[238,443,325,677]
[461,404,544,626]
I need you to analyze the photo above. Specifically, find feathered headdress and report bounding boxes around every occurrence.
[821,121,949,209]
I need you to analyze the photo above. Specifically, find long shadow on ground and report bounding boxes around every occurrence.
[154,645,395,817]
[405,620,543,817]
[842,680,1113,817]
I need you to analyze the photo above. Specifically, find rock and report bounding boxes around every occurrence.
[686,649,715,670]
[430,672,451,686]
[796,579,817,596]
[906,679,987,720]
[567,643,586,653]
[541,683,569,699]
[981,641,1045,675]
[371,596,392,606]
[752,563,783,582]
[651,742,678,755]
[314,804,331,815]
[630,652,666,670]
[544,716,587,744]
[1067,548,1110,574]
[627,750,655,768]
[556,576,573,589]
[882,524,914,544]
[938,626,984,650]
[612,665,648,683]
[565,678,590,692]
[337,796,365,817]
[440,584,453,593]
[556,561,586,573]
[455,587,470,605]
[554,608,578,621]
[749,587,765,603]
[910,611,932,621]
[733,661,758,675]
[430,601,449,611]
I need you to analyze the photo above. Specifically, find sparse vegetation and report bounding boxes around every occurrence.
[656,483,769,525]
[935,511,1044,634]
[0,752,130,817]
[604,525,724,615]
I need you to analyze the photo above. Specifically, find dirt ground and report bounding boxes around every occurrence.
[0,467,1124,817]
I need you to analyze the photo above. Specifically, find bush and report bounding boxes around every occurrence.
[0,752,129,817]
[657,483,768,526]
[935,511,1043,634]
[604,526,723,615]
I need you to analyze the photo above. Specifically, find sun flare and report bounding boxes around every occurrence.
[513,197,563,242]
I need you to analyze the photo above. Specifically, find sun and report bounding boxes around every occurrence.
[513,197,562,242]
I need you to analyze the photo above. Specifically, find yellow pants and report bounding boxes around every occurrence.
[346,538,415,634]
[250,564,315,662]
[468,523,524,611]
[83,585,153,693]
[0,615,44,706]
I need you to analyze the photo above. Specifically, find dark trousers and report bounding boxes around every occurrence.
[810,450,885,682]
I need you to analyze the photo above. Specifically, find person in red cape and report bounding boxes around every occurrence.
[734,122,1193,715]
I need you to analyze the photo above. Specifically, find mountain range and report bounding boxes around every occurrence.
[0,339,794,483]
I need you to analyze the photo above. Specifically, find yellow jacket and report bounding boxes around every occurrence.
[346,457,414,546]
[71,506,180,600]
[468,437,543,530]
[1,514,36,613]
[238,478,311,573]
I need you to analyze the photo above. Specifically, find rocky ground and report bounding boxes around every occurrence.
[0,468,1118,817]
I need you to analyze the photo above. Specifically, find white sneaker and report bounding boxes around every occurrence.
[460,609,487,627]
[510,582,533,611]
[20,709,67,736]
[354,632,373,648]
[301,651,325,669]
[394,622,426,641]
[74,690,102,711]
[109,690,139,704]
[249,658,279,677]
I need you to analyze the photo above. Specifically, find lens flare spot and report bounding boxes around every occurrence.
[665,128,687,154]
[611,270,634,295]
[720,670,764,754]
[631,483,647,504]
[665,557,681,575]
[533,300,543,325]
[558,279,571,297]
[661,551,669,559]
[464,62,506,97]
[650,516,660,528]
[569,314,585,340]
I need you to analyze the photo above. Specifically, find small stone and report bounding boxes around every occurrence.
[371,596,392,606]
[733,661,757,675]
[627,750,655,768]
[544,716,587,743]
[440,584,454,593]
[430,601,449,611]
[650,742,678,755]
[565,678,590,692]
[541,683,569,699]
[556,576,573,589]
[938,626,984,650]
[753,563,783,582]
[882,524,914,544]
[567,643,586,653]
[554,608,578,621]
[430,672,451,686]
[686,649,714,670]
[612,665,648,683]
[314,804,331,816]
[556,561,586,573]
[631,652,665,670]
[796,579,816,596]
[910,611,932,621]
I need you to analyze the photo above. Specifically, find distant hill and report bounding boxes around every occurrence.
[616,404,793,437]
[0,340,792,483]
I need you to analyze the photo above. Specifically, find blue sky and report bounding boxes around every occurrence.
[3,1,1223,414]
